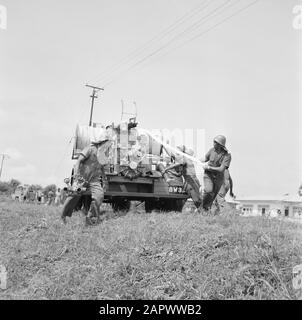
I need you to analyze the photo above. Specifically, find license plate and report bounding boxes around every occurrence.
[168,186,184,194]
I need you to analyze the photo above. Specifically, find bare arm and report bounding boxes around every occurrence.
[206,153,231,174]
[74,154,85,176]
[200,150,211,163]
[163,163,181,173]
[207,163,227,173]
[74,146,91,176]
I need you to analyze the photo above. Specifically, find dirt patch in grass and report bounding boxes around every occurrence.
[1,196,302,300]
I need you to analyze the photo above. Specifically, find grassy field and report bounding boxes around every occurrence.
[0,195,302,300]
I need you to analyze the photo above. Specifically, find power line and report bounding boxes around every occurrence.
[90,0,211,84]
[102,0,259,87]
[170,0,260,56]
[101,0,249,87]
[96,0,231,86]
[99,0,234,87]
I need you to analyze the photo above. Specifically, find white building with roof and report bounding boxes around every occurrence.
[232,194,302,218]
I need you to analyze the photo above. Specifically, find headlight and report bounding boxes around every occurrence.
[129,161,138,169]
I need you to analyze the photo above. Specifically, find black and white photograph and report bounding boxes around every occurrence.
[0,0,302,306]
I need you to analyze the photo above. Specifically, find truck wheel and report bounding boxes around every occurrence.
[112,199,131,212]
[174,199,186,212]
[159,199,185,212]
[144,200,155,213]
[158,199,173,212]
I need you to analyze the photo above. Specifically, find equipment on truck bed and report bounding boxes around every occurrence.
[66,116,190,212]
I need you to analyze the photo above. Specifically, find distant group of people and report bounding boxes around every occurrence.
[44,188,68,206]
[14,188,43,204]
[15,187,68,206]
[60,131,235,225]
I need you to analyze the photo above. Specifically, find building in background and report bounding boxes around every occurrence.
[233,195,302,218]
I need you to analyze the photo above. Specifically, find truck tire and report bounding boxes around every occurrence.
[112,199,131,213]
[159,199,185,212]
[174,199,186,212]
[145,200,155,213]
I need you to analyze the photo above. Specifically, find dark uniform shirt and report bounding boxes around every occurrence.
[205,148,231,176]
[78,143,110,183]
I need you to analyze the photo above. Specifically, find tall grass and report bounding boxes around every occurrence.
[0,196,301,300]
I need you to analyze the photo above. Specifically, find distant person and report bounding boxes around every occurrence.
[46,190,55,206]
[200,135,231,212]
[25,188,31,203]
[60,188,68,204]
[28,189,36,202]
[162,145,202,211]
[36,190,42,204]
[61,133,112,225]
[55,188,61,206]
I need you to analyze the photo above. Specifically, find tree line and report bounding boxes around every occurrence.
[0,179,57,196]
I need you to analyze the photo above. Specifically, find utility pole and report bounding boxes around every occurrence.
[0,154,9,180]
[85,84,104,126]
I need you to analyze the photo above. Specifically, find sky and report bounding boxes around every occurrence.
[0,0,301,197]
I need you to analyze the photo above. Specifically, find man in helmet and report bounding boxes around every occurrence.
[162,145,202,210]
[200,135,232,212]
[61,132,112,225]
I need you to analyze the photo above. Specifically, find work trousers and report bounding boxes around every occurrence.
[61,181,104,218]
[202,172,224,210]
[213,179,230,213]
[184,174,202,209]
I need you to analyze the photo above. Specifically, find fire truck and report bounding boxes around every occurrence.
[66,117,189,213]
